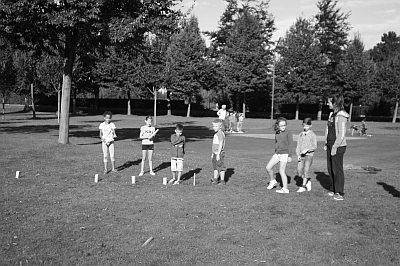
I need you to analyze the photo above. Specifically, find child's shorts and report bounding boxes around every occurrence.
[271,153,289,163]
[212,152,226,171]
[171,158,184,172]
[142,144,154,150]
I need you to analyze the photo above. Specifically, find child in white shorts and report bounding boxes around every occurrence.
[169,124,185,185]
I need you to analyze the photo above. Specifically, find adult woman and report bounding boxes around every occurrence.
[325,95,349,201]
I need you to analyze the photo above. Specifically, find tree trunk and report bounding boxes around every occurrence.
[58,30,78,144]
[30,83,36,119]
[348,101,353,123]
[153,88,157,126]
[127,89,131,115]
[94,85,99,112]
[167,92,171,116]
[186,102,191,117]
[242,92,246,118]
[72,88,76,116]
[392,99,399,123]
[2,97,5,120]
[57,87,61,124]
[295,100,299,120]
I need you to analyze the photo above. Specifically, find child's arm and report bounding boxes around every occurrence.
[171,135,184,146]
[296,133,301,157]
[112,124,117,139]
[310,132,317,152]
[100,130,104,141]
[149,129,159,140]
[139,127,146,139]
[216,134,224,160]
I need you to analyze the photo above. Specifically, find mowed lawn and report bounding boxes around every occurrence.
[1,112,399,265]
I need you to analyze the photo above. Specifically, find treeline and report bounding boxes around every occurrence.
[0,0,399,143]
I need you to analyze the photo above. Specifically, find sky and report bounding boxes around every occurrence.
[178,0,400,50]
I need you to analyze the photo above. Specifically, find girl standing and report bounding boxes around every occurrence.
[139,116,159,176]
[99,111,117,174]
[325,95,349,201]
[266,117,293,193]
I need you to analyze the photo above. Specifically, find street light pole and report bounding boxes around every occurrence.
[270,56,276,126]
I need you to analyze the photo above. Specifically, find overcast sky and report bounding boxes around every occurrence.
[178,0,400,50]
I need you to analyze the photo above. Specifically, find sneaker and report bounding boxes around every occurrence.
[103,169,108,174]
[218,180,226,185]
[328,191,335,197]
[333,193,344,201]
[276,188,289,194]
[149,171,156,176]
[173,180,181,185]
[111,169,118,173]
[168,178,176,184]
[306,180,311,191]
[210,178,219,184]
[267,179,278,190]
[297,186,307,193]
[138,172,144,177]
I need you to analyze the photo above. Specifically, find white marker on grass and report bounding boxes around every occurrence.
[163,177,167,185]
[94,174,99,183]
[15,171,20,179]
[193,173,196,186]
[132,176,136,184]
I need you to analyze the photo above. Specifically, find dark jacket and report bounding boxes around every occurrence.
[170,134,185,158]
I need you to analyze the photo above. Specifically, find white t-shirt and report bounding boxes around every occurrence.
[140,125,156,145]
[99,122,116,142]
[217,109,227,120]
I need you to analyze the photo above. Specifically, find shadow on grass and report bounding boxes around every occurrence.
[294,175,303,186]
[181,168,202,181]
[0,124,84,134]
[225,168,235,182]
[315,172,331,190]
[275,173,292,186]
[69,125,214,144]
[377,182,400,198]
[117,159,142,171]
[153,161,170,173]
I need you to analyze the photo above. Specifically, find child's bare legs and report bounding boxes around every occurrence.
[279,161,288,189]
[109,143,116,172]
[102,142,109,173]
[266,156,279,182]
[297,159,304,180]
[140,150,147,174]
[176,171,182,181]
[213,170,219,181]
[220,171,225,183]
[148,150,154,174]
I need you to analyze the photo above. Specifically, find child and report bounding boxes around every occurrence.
[139,116,159,176]
[217,104,228,131]
[229,110,237,133]
[211,119,226,184]
[168,124,186,185]
[296,117,317,192]
[237,112,244,133]
[99,111,117,174]
[266,117,293,193]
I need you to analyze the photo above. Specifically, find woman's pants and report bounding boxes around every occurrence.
[326,145,346,194]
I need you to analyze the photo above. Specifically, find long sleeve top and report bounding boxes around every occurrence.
[275,130,293,157]
[296,130,317,157]
[170,134,185,158]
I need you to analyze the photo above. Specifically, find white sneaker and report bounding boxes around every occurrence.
[149,171,156,176]
[297,187,306,193]
[306,181,311,191]
[328,191,334,196]
[138,172,144,177]
[168,178,176,184]
[276,188,289,194]
[267,179,278,190]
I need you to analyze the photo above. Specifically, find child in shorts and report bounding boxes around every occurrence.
[296,117,317,192]
[211,119,226,184]
[139,116,159,176]
[168,124,185,185]
[99,111,117,174]
[266,117,293,193]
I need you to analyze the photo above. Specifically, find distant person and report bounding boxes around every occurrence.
[266,117,293,193]
[168,124,186,185]
[228,110,237,133]
[217,104,228,131]
[139,116,159,176]
[211,119,226,185]
[325,95,349,201]
[99,111,117,174]
[237,112,244,133]
[296,118,317,192]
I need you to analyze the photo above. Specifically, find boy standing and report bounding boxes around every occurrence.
[169,124,185,185]
[211,119,226,184]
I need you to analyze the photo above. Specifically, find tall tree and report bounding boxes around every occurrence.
[275,17,325,120]
[166,16,206,117]
[218,2,275,112]
[0,0,178,144]
[315,0,351,93]
[371,31,400,123]
[338,35,375,121]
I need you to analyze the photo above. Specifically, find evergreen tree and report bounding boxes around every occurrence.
[166,16,206,117]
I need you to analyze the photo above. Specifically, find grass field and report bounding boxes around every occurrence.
[1,112,399,265]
